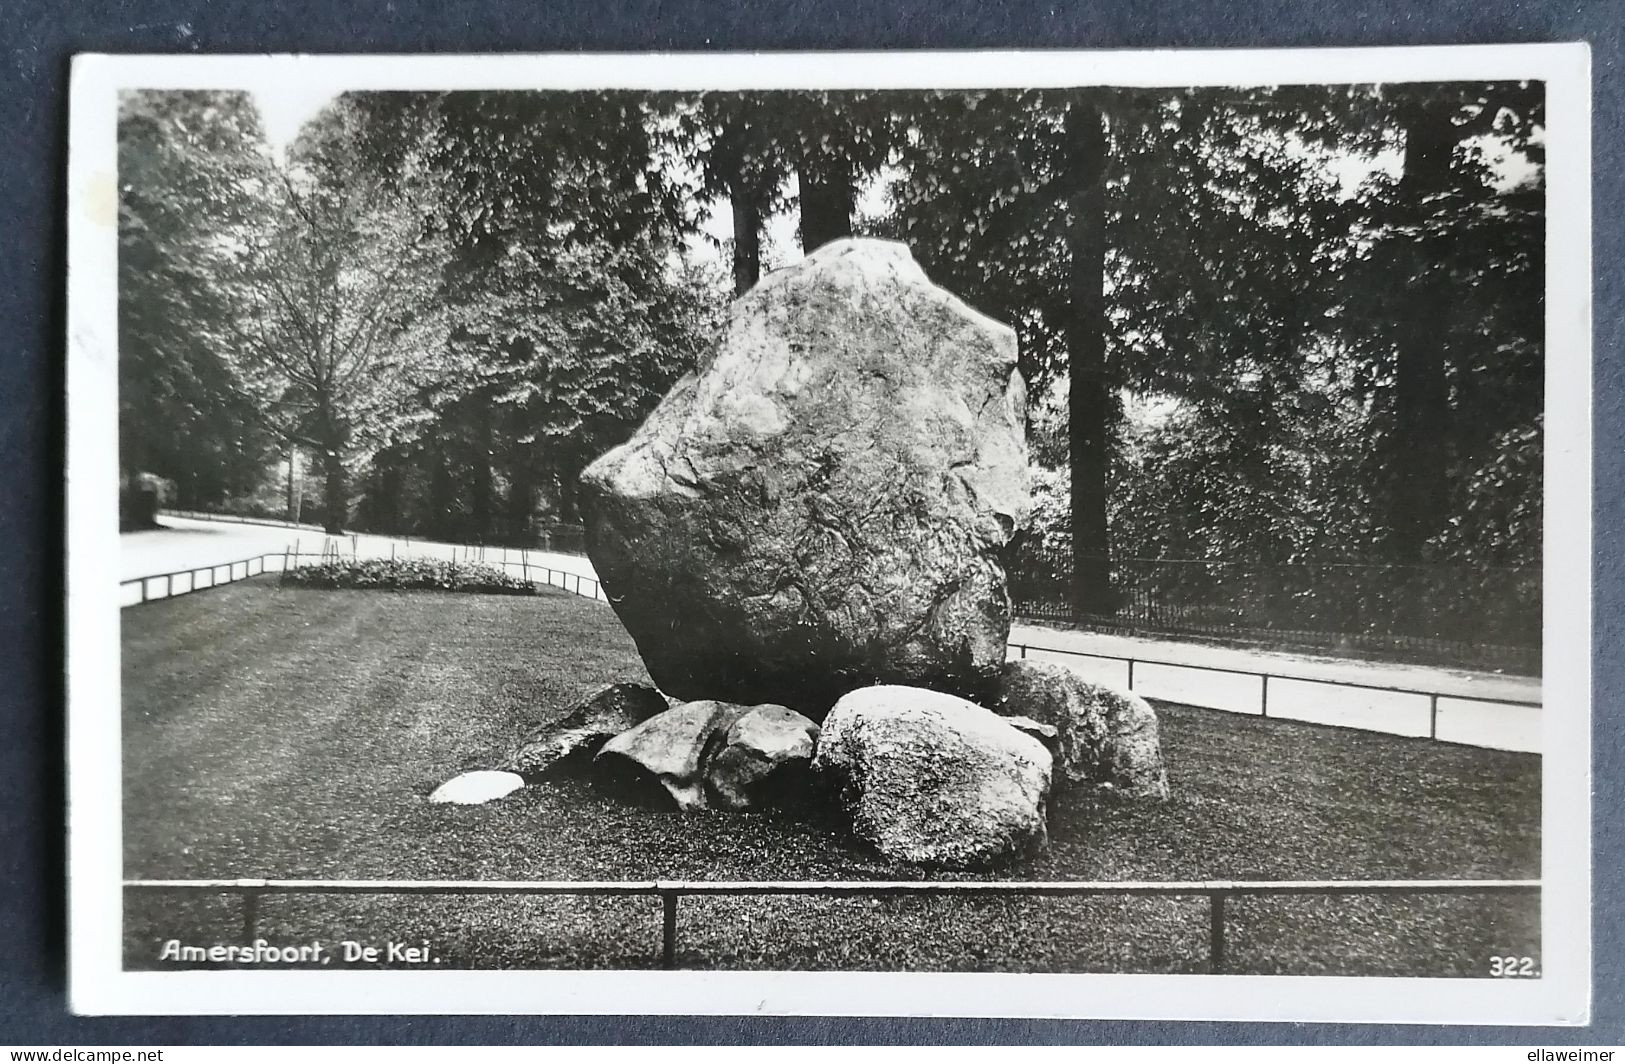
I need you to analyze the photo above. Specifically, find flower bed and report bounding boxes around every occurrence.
[281,557,537,595]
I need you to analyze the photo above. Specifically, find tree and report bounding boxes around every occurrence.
[776,92,907,253]
[1109,381,1378,564]
[1061,95,1114,613]
[332,90,724,543]
[673,90,907,290]
[888,86,1362,611]
[1337,82,1544,562]
[231,95,451,534]
[117,90,280,519]
[678,94,790,293]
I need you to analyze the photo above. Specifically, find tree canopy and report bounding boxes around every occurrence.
[119,80,1544,604]
[118,90,280,511]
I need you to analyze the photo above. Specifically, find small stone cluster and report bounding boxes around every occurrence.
[431,239,1170,870]
[434,660,1168,870]
[430,683,820,813]
[443,682,821,813]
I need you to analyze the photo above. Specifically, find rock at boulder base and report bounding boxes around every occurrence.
[579,238,1031,719]
[595,700,757,811]
[707,704,821,811]
[812,684,1052,869]
[990,660,1169,799]
[1002,714,1060,752]
[429,770,526,805]
[501,682,669,779]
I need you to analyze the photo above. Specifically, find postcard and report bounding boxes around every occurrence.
[66,44,1591,1021]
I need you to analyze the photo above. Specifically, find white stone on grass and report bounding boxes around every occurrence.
[429,770,526,805]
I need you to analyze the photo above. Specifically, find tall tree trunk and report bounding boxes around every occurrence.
[429,446,456,541]
[119,420,144,531]
[320,443,346,535]
[372,454,403,532]
[285,443,300,524]
[731,193,763,295]
[508,454,536,543]
[314,389,348,535]
[797,162,854,253]
[1065,97,1115,617]
[471,401,494,544]
[1387,100,1459,563]
[557,453,584,526]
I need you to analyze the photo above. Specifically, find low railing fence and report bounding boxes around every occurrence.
[1008,640,1540,747]
[118,550,610,608]
[119,554,275,606]
[123,876,1539,974]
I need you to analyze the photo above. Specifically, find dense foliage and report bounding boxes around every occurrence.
[118,91,280,515]
[120,82,1544,626]
[342,91,722,540]
[886,83,1542,584]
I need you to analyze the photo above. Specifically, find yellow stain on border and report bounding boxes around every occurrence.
[84,170,118,228]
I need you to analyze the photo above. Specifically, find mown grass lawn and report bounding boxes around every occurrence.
[122,579,1540,975]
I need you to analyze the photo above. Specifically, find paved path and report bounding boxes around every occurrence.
[122,514,596,585]
[124,513,1542,753]
[1008,622,1539,754]
[1008,623,1539,703]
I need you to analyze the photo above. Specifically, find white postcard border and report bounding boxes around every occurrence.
[66,43,1594,1022]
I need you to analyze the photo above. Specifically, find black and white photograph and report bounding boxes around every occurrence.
[65,47,1592,1020]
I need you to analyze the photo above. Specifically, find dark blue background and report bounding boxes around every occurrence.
[2,0,1618,1045]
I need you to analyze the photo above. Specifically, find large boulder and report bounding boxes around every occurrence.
[990,660,1170,799]
[500,682,669,779]
[812,684,1053,869]
[594,699,757,811]
[707,704,821,811]
[579,238,1030,719]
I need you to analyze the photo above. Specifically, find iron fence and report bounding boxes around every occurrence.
[118,554,274,606]
[1008,545,1540,672]
[122,876,1539,974]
